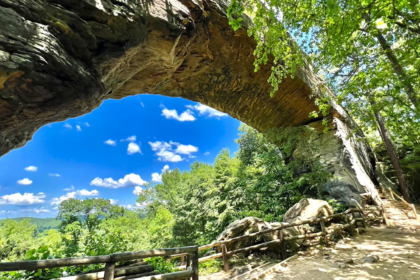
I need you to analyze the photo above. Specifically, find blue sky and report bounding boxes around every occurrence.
[0,95,240,218]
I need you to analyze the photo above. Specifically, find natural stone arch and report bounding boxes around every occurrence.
[0,0,380,204]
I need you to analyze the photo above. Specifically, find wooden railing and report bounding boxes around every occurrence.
[387,187,418,219]
[170,208,385,272]
[0,246,199,280]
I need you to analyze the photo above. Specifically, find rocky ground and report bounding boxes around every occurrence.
[269,226,420,280]
[202,226,420,280]
[202,199,420,280]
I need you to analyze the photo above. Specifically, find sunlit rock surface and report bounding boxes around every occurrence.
[0,0,380,202]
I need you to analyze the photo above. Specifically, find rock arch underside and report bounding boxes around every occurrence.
[0,0,381,205]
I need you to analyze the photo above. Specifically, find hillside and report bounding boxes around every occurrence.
[0,217,60,233]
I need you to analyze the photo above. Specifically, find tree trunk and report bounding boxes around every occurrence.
[375,31,419,108]
[370,100,411,202]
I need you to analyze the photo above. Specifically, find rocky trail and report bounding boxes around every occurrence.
[202,199,420,280]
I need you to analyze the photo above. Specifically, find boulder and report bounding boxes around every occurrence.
[216,217,275,251]
[283,198,333,223]
[320,182,364,208]
[216,199,335,256]
[282,198,333,251]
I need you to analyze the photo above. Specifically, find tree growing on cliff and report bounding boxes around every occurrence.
[227,0,420,201]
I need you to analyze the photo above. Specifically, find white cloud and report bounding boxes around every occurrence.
[91,173,146,188]
[141,102,145,107]
[85,122,90,127]
[149,141,172,151]
[186,103,227,118]
[151,165,171,184]
[17,178,33,185]
[63,185,74,191]
[49,173,61,177]
[161,108,196,122]
[156,149,182,162]
[77,189,99,196]
[126,135,136,142]
[104,139,116,146]
[51,189,99,205]
[162,165,170,173]
[133,186,144,195]
[0,192,46,205]
[76,125,82,131]
[24,166,37,172]
[204,152,210,155]
[127,143,141,155]
[109,199,117,205]
[174,144,198,155]
[151,172,162,183]
[64,123,72,129]
[148,141,198,162]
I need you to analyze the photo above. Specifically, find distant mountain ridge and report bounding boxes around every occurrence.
[0,217,60,233]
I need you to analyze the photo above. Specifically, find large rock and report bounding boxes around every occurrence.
[283,198,333,223]
[283,198,333,251]
[320,182,363,208]
[216,217,274,251]
[0,0,381,205]
[217,199,334,254]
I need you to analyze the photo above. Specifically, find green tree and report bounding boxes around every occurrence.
[0,219,37,260]
[227,0,420,200]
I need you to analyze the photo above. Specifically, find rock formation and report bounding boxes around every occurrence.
[216,199,336,254]
[0,0,380,203]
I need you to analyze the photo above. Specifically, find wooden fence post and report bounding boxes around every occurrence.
[346,213,356,237]
[381,205,390,227]
[192,246,199,280]
[181,255,185,264]
[411,204,418,220]
[320,220,328,246]
[104,262,115,280]
[351,210,358,229]
[221,244,229,272]
[278,230,287,260]
[359,211,367,228]
[186,254,191,270]
[388,187,395,200]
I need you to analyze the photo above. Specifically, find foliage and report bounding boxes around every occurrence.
[227,0,420,199]
[140,124,331,246]
[199,259,222,276]
[326,199,346,213]
[0,219,37,261]
[0,218,59,233]
[144,257,179,274]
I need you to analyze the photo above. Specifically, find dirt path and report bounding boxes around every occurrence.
[268,226,420,280]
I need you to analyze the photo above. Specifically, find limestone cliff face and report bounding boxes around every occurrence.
[0,0,380,203]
